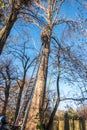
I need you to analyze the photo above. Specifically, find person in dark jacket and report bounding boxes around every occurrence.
[0,114,7,130]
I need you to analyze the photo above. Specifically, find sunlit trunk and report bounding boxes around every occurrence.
[0,8,18,54]
[14,80,25,124]
[0,0,33,54]
[2,82,10,114]
[25,28,52,130]
[14,71,26,125]
[2,94,9,114]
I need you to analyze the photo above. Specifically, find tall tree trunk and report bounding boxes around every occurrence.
[46,48,61,130]
[25,27,52,130]
[0,6,19,54]
[14,76,26,124]
[46,99,60,130]
[0,0,33,54]
[64,112,69,130]
[14,84,24,123]
[2,83,10,114]
[2,94,9,114]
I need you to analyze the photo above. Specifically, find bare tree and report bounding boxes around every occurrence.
[0,0,86,130]
[23,1,87,129]
[8,41,37,124]
[0,0,33,54]
[0,58,18,114]
[24,0,76,129]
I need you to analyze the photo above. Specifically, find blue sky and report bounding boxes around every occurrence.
[2,0,87,110]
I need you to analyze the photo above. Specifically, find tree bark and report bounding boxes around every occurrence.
[2,82,10,114]
[46,99,60,130]
[0,4,19,54]
[14,83,24,122]
[14,75,26,124]
[46,49,61,130]
[2,93,9,114]
[0,11,18,54]
[25,27,52,130]
[64,113,69,130]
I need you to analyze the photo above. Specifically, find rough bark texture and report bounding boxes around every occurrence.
[0,0,33,54]
[46,99,60,130]
[14,80,25,123]
[25,28,51,130]
[2,81,10,114]
[46,49,60,130]
[64,113,69,130]
[0,8,18,54]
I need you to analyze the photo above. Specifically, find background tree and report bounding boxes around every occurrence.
[0,0,33,54]
[11,41,37,124]
[0,58,18,114]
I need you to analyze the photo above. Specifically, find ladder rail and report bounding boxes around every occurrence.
[15,48,43,126]
[21,47,43,130]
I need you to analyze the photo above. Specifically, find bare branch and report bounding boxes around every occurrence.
[53,19,77,26]
[30,19,42,29]
[61,98,87,102]
[53,0,65,23]
[35,1,47,12]
[0,97,5,102]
